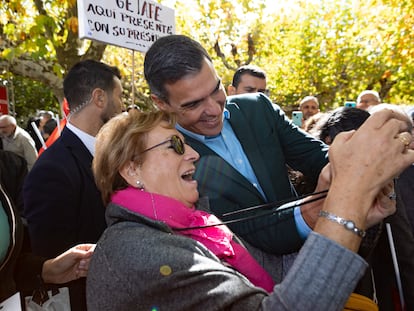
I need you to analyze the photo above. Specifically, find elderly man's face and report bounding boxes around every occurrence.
[300,100,319,120]
[357,94,380,110]
[0,118,15,137]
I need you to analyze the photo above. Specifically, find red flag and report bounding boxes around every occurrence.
[38,98,70,156]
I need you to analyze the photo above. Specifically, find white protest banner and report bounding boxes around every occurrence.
[77,0,175,52]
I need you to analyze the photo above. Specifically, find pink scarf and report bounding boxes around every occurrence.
[111,187,275,292]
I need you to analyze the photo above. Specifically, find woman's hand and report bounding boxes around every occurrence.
[314,108,414,251]
[41,244,96,284]
[328,108,413,204]
[301,163,331,228]
[365,181,396,227]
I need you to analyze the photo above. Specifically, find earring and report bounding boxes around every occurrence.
[136,180,145,191]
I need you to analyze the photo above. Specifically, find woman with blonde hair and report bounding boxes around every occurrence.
[87,109,413,310]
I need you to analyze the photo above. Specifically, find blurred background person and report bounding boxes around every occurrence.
[25,116,43,151]
[227,64,269,96]
[303,111,328,135]
[39,110,58,142]
[356,90,381,110]
[0,115,38,171]
[299,95,320,124]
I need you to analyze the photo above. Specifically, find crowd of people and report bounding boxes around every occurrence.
[25,110,59,151]
[1,34,414,311]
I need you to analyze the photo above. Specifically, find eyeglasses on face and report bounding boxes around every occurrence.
[140,135,185,155]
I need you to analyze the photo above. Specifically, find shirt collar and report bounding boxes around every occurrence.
[223,108,230,120]
[66,122,96,156]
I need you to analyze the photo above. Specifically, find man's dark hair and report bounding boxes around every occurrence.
[63,59,121,112]
[231,65,266,88]
[317,107,370,143]
[144,35,211,102]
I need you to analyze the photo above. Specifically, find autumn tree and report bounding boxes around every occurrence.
[0,0,107,118]
[172,0,414,109]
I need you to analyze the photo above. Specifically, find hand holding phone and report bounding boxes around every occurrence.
[292,111,303,127]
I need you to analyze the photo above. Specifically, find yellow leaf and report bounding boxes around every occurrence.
[381,70,392,79]
[68,17,78,34]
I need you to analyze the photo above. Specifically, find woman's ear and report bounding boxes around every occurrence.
[119,162,140,186]
[127,164,137,177]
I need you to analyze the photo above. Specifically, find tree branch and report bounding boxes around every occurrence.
[214,39,236,71]
[0,57,64,102]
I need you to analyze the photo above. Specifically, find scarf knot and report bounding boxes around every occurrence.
[188,210,235,258]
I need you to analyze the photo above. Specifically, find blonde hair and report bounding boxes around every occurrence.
[93,111,175,205]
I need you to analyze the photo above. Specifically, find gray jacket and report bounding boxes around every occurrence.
[87,203,367,311]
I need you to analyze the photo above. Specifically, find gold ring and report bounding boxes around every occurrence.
[398,132,412,148]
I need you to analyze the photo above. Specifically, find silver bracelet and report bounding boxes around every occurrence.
[319,210,366,238]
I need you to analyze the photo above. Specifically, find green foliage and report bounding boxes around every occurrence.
[0,76,59,125]
[170,0,414,110]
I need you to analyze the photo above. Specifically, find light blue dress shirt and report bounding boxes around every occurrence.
[177,109,311,239]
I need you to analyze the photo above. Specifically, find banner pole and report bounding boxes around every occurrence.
[385,223,405,310]
[131,49,135,106]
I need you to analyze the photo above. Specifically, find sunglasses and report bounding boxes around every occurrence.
[141,135,185,155]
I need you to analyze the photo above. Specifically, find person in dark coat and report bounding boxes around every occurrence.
[0,151,94,306]
[23,59,124,310]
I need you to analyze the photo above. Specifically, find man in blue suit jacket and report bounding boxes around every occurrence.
[23,60,124,310]
[144,35,329,260]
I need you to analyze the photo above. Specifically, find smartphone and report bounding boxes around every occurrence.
[344,101,356,108]
[292,111,303,127]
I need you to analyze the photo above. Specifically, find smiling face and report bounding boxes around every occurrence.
[152,58,227,137]
[121,122,200,207]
